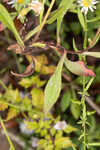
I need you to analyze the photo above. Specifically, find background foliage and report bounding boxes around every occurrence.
[0,0,100,150]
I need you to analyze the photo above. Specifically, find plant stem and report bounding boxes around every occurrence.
[83,15,87,50]
[0,100,20,109]
[82,15,88,150]
[88,142,100,146]
[0,100,43,116]
[82,77,87,150]
[33,0,56,42]
[12,52,22,73]
[0,80,7,91]
[0,116,15,150]
[87,17,100,23]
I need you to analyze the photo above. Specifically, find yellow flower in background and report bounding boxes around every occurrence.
[78,0,98,14]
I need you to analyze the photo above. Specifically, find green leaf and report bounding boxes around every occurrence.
[47,7,64,24]
[19,76,46,88]
[31,88,44,109]
[4,87,21,103]
[39,0,45,25]
[64,58,95,77]
[61,91,71,112]
[64,125,77,134]
[0,4,24,47]
[73,38,79,52]
[71,99,81,105]
[82,51,100,58]
[21,96,32,111]
[44,53,66,113]
[25,25,40,41]
[77,7,86,31]
[30,42,46,48]
[57,0,74,41]
[0,101,8,111]
[70,103,80,119]
[55,137,72,148]
[6,107,19,121]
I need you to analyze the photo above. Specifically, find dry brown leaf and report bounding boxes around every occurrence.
[11,59,35,77]
[8,44,23,54]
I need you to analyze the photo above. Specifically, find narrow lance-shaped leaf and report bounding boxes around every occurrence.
[70,102,80,119]
[77,7,86,32]
[44,53,66,113]
[47,7,64,24]
[61,90,71,112]
[25,25,40,41]
[65,57,96,77]
[0,4,24,47]
[82,51,100,58]
[57,0,74,41]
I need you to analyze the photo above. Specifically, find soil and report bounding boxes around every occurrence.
[0,128,23,150]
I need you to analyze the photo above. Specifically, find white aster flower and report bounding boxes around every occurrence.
[19,121,34,135]
[7,0,24,7]
[31,137,39,148]
[54,121,67,130]
[78,0,98,14]
[29,0,42,16]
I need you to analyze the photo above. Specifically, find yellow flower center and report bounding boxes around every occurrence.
[17,0,23,4]
[83,0,92,7]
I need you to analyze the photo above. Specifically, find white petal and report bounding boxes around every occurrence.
[54,121,67,130]
[7,1,14,5]
[81,7,88,14]
[89,6,94,12]
[92,1,98,5]
[31,137,39,148]
[85,7,89,14]
[93,6,96,9]
[19,122,34,135]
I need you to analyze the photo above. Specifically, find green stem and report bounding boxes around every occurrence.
[33,0,56,42]
[12,52,22,73]
[88,143,100,146]
[83,15,87,49]
[0,100,43,116]
[82,15,88,150]
[0,100,20,109]
[83,31,87,50]
[0,80,7,91]
[72,145,77,150]
[87,17,100,23]
[0,116,15,150]
[82,77,87,150]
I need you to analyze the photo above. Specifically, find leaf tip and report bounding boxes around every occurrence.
[78,61,96,77]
